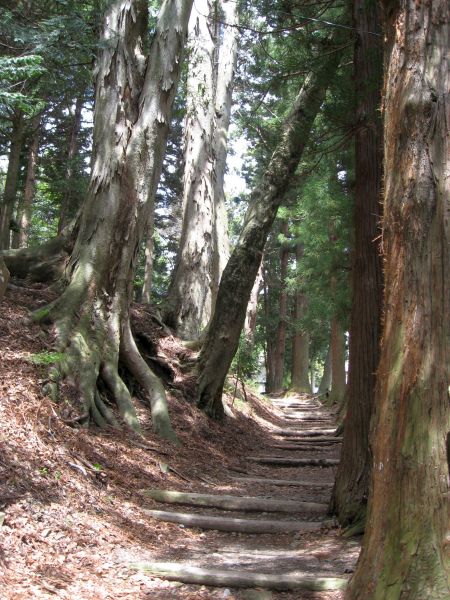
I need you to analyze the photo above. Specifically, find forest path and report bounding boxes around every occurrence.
[132,394,359,599]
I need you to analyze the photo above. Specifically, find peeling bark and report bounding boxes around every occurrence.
[347,0,450,596]
[36,0,193,442]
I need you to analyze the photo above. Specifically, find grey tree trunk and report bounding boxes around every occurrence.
[196,44,343,418]
[141,209,155,304]
[164,0,217,339]
[244,262,263,339]
[58,95,85,234]
[210,0,239,308]
[330,0,383,528]
[36,0,193,442]
[347,0,449,596]
[0,110,25,250]
[12,115,41,249]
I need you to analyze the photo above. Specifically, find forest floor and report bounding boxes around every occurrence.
[0,284,360,599]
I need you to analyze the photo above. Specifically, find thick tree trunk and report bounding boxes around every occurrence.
[210,0,238,308]
[330,0,383,528]
[36,0,193,442]
[12,115,41,249]
[347,0,449,597]
[58,95,84,234]
[271,221,289,394]
[329,316,346,405]
[196,44,343,418]
[318,343,332,394]
[0,256,9,298]
[0,110,25,250]
[164,0,217,339]
[291,243,311,393]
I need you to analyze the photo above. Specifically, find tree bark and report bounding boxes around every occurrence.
[141,209,154,304]
[210,0,239,308]
[58,95,85,234]
[243,261,263,339]
[271,220,289,393]
[347,0,450,597]
[318,343,332,394]
[329,316,346,405]
[0,110,25,250]
[35,0,193,442]
[330,0,383,528]
[12,115,41,249]
[164,0,217,339]
[0,256,9,298]
[196,43,343,418]
[291,243,311,393]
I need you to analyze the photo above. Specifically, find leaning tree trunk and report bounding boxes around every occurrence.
[196,42,343,418]
[163,0,217,339]
[330,0,383,530]
[0,110,25,250]
[12,114,41,249]
[243,262,263,339]
[291,243,311,394]
[35,0,193,442]
[347,0,449,597]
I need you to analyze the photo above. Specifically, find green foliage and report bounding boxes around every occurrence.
[27,351,65,366]
[230,333,261,383]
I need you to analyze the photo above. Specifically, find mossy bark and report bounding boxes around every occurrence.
[346,0,450,596]
[35,0,192,443]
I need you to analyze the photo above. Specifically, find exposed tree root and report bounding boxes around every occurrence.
[130,562,349,591]
[33,291,178,443]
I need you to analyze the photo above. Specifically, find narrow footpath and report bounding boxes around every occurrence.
[131,394,360,599]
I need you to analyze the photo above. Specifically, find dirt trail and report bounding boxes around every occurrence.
[0,286,360,599]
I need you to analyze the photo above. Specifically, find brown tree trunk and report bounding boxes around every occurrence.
[318,343,331,394]
[330,0,383,528]
[196,42,343,418]
[12,115,41,249]
[291,243,310,393]
[0,110,25,250]
[35,0,193,442]
[329,316,346,405]
[347,0,449,597]
[58,95,84,234]
[271,220,289,394]
[244,261,263,340]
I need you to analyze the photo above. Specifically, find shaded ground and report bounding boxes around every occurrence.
[0,285,360,599]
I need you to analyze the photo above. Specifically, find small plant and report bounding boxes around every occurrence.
[93,463,102,472]
[38,467,49,477]
[27,351,64,366]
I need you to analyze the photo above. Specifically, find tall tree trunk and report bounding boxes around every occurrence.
[330,0,383,528]
[0,110,25,250]
[210,0,239,308]
[318,343,332,394]
[347,0,449,597]
[35,0,193,442]
[164,0,217,339]
[291,243,311,393]
[329,316,346,405]
[271,220,289,394]
[263,263,276,392]
[58,95,85,234]
[141,209,155,304]
[12,115,41,249]
[196,43,343,418]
